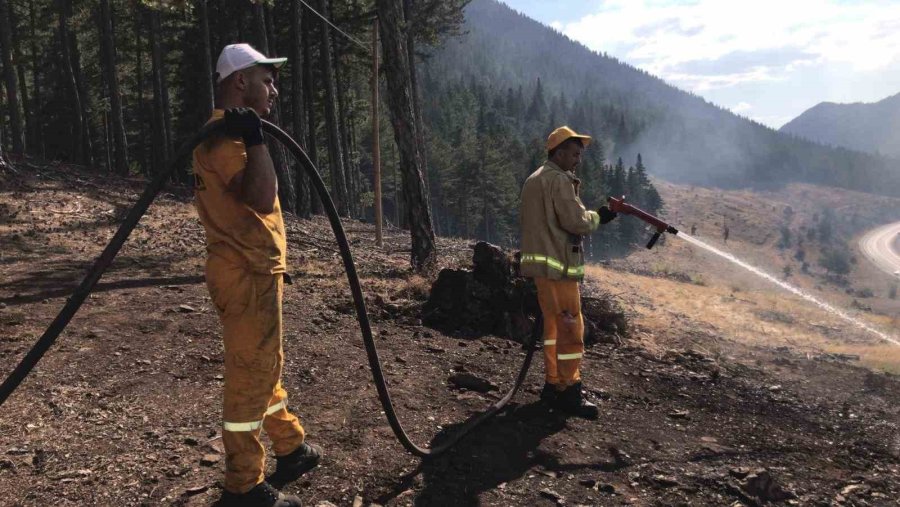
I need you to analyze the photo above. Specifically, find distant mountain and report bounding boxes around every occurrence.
[780,93,900,158]
[424,0,900,196]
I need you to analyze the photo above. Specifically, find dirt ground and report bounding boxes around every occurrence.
[1,161,899,506]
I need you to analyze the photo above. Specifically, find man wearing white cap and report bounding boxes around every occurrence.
[193,43,320,507]
[519,126,618,420]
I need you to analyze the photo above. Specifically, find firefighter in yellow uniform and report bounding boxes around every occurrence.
[519,126,617,420]
[193,43,320,507]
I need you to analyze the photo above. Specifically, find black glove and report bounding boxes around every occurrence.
[224,107,264,148]
[597,205,618,224]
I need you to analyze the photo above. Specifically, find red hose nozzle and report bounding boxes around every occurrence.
[607,196,678,249]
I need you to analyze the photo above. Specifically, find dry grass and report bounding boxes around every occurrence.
[394,274,432,301]
[585,263,900,373]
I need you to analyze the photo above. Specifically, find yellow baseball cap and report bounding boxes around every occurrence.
[546,126,592,151]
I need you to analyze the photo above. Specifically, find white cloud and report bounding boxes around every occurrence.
[557,0,900,91]
[549,20,563,31]
[731,102,753,114]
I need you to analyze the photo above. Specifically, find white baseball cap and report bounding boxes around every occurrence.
[215,43,287,83]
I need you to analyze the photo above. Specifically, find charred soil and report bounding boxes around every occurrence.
[1,161,899,506]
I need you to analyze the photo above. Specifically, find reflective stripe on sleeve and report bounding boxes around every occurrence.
[557,352,583,361]
[566,265,585,277]
[543,340,557,346]
[223,420,263,432]
[588,210,600,229]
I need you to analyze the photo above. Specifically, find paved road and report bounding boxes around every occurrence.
[858,221,900,278]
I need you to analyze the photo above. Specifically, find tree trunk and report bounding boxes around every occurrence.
[134,14,148,175]
[149,10,168,174]
[302,7,322,214]
[333,39,356,216]
[198,0,213,117]
[252,3,268,53]
[376,0,436,271]
[67,1,94,166]
[403,0,429,193]
[9,3,31,154]
[99,0,128,174]
[56,0,85,163]
[318,0,349,217]
[290,0,310,217]
[0,122,8,169]
[0,0,25,153]
[29,0,42,156]
[252,3,296,214]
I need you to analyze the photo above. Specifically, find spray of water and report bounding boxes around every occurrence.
[676,233,900,347]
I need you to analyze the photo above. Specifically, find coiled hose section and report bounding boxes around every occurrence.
[0,120,538,457]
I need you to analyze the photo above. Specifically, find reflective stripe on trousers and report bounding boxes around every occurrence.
[223,399,289,432]
[535,277,585,388]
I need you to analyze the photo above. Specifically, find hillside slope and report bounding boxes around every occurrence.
[426,0,900,196]
[1,161,900,505]
[780,92,900,158]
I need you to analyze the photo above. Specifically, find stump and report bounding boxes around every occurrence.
[423,241,628,345]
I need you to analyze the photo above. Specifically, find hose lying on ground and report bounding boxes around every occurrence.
[0,120,537,457]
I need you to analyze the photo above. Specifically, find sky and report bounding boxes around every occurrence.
[500,0,900,129]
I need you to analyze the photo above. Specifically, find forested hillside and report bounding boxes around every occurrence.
[426,0,900,196]
[0,0,665,258]
[780,92,900,159]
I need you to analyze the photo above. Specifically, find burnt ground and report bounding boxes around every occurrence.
[1,160,899,506]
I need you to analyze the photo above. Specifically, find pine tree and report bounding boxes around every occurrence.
[526,77,546,123]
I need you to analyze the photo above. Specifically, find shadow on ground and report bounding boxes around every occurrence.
[373,400,625,506]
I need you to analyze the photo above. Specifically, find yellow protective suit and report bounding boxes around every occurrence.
[193,110,305,494]
[535,277,584,388]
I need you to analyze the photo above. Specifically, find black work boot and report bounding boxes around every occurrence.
[552,382,599,420]
[218,481,301,507]
[539,382,560,404]
[266,442,323,489]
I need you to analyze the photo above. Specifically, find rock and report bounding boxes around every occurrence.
[50,469,92,480]
[178,304,197,313]
[668,409,690,419]
[200,454,220,466]
[183,485,208,496]
[729,467,751,480]
[579,478,597,488]
[183,437,199,446]
[598,483,617,494]
[741,469,796,502]
[448,373,498,393]
[315,502,338,507]
[840,484,866,496]
[539,488,565,505]
[609,446,631,466]
[653,475,679,488]
[352,496,364,507]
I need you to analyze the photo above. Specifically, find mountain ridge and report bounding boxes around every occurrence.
[427,0,900,196]
[779,92,900,158]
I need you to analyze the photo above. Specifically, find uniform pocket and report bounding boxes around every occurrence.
[206,258,251,318]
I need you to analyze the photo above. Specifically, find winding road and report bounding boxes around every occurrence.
[858,221,900,278]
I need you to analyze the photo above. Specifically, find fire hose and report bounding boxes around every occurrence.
[0,120,539,457]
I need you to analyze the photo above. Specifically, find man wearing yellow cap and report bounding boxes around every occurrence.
[193,43,320,507]
[519,126,617,419]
